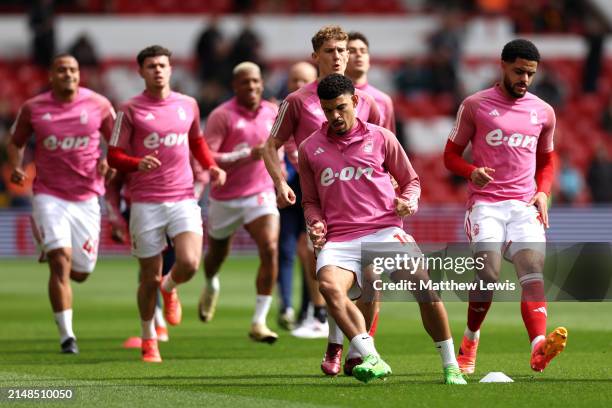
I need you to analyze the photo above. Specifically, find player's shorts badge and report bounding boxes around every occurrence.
[473,223,480,236]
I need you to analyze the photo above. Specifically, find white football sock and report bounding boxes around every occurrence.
[141,319,156,340]
[252,295,272,325]
[206,275,220,292]
[347,343,361,359]
[161,274,177,292]
[327,316,344,345]
[531,335,545,352]
[464,327,480,341]
[350,333,379,358]
[435,338,459,368]
[54,309,75,343]
[154,306,166,328]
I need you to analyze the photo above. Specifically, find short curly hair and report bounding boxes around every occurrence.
[317,73,354,100]
[137,45,172,67]
[501,39,540,63]
[311,25,348,52]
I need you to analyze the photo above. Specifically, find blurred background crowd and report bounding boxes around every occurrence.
[0,0,611,210]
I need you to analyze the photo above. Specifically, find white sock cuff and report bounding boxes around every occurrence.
[327,316,344,345]
[531,335,545,351]
[141,319,156,340]
[206,275,220,292]
[464,327,480,341]
[252,295,273,324]
[435,338,458,368]
[519,273,544,286]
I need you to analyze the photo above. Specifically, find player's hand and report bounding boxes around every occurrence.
[470,167,495,188]
[528,191,550,228]
[138,155,161,172]
[276,181,296,208]
[110,224,127,244]
[9,167,27,186]
[209,166,226,187]
[97,158,116,185]
[394,196,418,217]
[307,220,327,250]
[251,144,265,160]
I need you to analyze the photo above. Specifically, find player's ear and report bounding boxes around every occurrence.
[351,94,358,108]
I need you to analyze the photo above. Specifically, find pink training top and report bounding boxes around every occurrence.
[299,118,420,242]
[448,84,555,207]
[271,81,382,152]
[10,87,115,201]
[205,97,278,200]
[110,91,202,203]
[355,82,396,133]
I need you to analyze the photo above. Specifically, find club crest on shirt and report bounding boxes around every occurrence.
[265,120,273,132]
[80,109,88,125]
[236,119,246,129]
[530,109,538,124]
[363,138,373,153]
[178,106,187,121]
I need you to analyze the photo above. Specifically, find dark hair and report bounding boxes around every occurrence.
[317,74,355,100]
[501,39,540,63]
[137,45,172,67]
[51,53,78,66]
[311,25,348,52]
[348,31,369,48]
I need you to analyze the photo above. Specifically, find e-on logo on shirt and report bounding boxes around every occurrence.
[320,166,373,186]
[143,132,188,149]
[485,129,537,150]
[43,135,90,150]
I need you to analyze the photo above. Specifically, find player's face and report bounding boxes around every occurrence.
[347,39,370,77]
[287,65,316,93]
[50,56,80,94]
[313,39,348,77]
[320,93,358,135]
[233,68,263,110]
[139,55,171,90]
[501,57,538,98]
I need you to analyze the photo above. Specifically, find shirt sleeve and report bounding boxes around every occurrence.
[99,98,116,143]
[383,96,396,133]
[382,130,421,202]
[298,142,325,226]
[537,103,556,153]
[448,98,477,147]
[364,93,383,127]
[9,103,33,148]
[270,97,298,144]
[109,104,133,149]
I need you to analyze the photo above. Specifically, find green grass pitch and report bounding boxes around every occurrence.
[1,256,610,407]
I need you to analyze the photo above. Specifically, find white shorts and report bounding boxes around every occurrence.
[316,227,419,299]
[31,194,101,273]
[207,191,279,240]
[465,200,546,259]
[130,199,203,258]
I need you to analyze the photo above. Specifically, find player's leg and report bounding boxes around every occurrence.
[199,197,241,322]
[138,254,163,363]
[155,242,174,341]
[508,202,567,371]
[276,205,299,330]
[318,265,390,383]
[32,194,80,353]
[245,213,280,343]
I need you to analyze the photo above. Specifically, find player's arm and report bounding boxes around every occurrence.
[443,100,494,187]
[107,108,160,173]
[364,93,384,128]
[297,144,326,249]
[7,104,33,186]
[385,97,397,134]
[188,101,226,187]
[98,100,118,183]
[204,109,252,170]
[383,131,420,216]
[103,173,128,243]
[264,99,297,207]
[529,105,556,228]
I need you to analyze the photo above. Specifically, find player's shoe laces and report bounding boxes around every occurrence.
[198,285,219,323]
[60,337,78,354]
[457,336,479,374]
[249,323,278,344]
[156,326,169,342]
[291,318,328,339]
[160,286,182,326]
[443,366,467,384]
[530,327,568,372]
[141,338,162,363]
[320,343,343,376]
[352,354,392,384]
[343,357,363,376]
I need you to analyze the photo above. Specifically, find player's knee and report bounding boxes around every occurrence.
[318,279,342,300]
[258,240,278,261]
[70,271,89,283]
[176,256,200,277]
